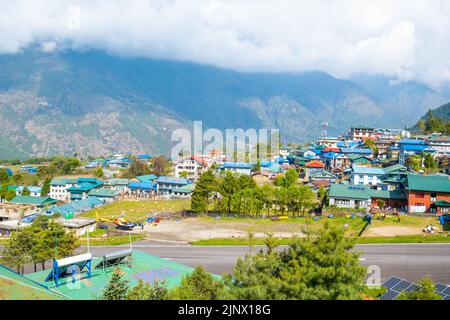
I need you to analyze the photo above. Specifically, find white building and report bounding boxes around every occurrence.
[350,165,385,186]
[174,156,208,181]
[49,178,77,201]
[220,162,253,175]
[428,136,450,155]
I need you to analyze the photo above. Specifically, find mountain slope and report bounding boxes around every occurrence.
[0,50,446,158]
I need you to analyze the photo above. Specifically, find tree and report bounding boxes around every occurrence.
[179,171,189,178]
[21,186,31,196]
[317,187,329,210]
[398,278,441,300]
[0,168,9,181]
[376,199,385,209]
[13,172,23,184]
[5,189,17,201]
[125,157,151,178]
[94,167,104,178]
[151,155,170,176]
[126,280,170,300]
[1,228,33,274]
[173,266,223,300]
[218,173,239,214]
[283,169,298,188]
[41,178,51,197]
[222,223,366,300]
[101,268,130,300]
[191,170,217,214]
[254,160,261,172]
[424,153,435,170]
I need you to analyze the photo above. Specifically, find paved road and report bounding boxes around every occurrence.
[3,242,450,283]
[83,242,450,283]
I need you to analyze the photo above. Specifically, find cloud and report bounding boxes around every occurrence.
[1,0,450,88]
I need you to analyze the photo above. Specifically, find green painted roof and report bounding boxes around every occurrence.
[406,174,450,193]
[329,184,371,200]
[136,174,157,182]
[88,188,119,197]
[435,200,450,207]
[10,196,57,206]
[25,250,199,300]
[175,184,196,194]
[383,164,407,174]
[0,265,64,300]
[329,184,407,200]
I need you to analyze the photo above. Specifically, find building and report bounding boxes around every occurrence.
[305,160,326,169]
[349,126,375,140]
[128,181,157,197]
[14,186,42,197]
[428,136,450,155]
[57,217,97,237]
[156,176,192,195]
[130,174,157,183]
[174,156,208,181]
[50,178,78,201]
[87,188,119,203]
[351,165,385,186]
[48,196,105,216]
[172,183,196,198]
[9,195,57,207]
[329,184,407,210]
[404,174,450,214]
[103,178,130,194]
[67,178,104,201]
[220,162,253,175]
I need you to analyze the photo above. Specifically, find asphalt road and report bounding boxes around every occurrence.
[83,242,450,284]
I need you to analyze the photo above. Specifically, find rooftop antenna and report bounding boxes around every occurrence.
[321,122,329,138]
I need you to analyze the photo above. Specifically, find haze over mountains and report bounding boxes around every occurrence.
[0,49,449,159]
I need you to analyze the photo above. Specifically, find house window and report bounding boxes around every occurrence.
[335,199,350,205]
[416,193,425,199]
[415,203,424,207]
[431,193,437,202]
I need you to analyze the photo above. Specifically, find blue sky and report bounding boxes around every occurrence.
[1,0,450,89]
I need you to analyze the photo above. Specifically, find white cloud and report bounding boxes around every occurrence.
[1,0,450,88]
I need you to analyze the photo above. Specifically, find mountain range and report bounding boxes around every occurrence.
[0,49,449,159]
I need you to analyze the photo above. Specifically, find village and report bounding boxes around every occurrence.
[0,123,449,245]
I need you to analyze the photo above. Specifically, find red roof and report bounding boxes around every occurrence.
[305,160,325,168]
[323,147,340,153]
[192,156,208,167]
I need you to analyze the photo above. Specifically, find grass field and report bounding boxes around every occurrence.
[80,199,191,222]
[78,233,145,246]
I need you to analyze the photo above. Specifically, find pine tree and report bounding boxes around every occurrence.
[173,266,223,300]
[21,186,31,196]
[101,268,130,300]
[398,278,441,300]
[126,279,170,300]
[5,189,17,201]
[191,170,217,214]
[41,178,51,196]
[0,168,9,181]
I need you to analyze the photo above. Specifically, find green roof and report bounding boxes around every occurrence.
[25,250,200,300]
[0,265,64,300]
[175,184,196,194]
[87,188,119,197]
[136,174,157,182]
[329,184,371,200]
[51,178,77,186]
[406,175,450,193]
[383,164,407,174]
[9,196,57,206]
[329,184,407,200]
[435,200,450,207]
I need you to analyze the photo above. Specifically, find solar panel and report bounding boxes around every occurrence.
[380,290,401,300]
[404,283,421,293]
[442,286,450,296]
[435,283,447,293]
[436,292,446,298]
[392,280,414,292]
[383,277,402,289]
[442,295,450,301]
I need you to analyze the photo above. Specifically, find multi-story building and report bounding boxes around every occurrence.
[404,174,450,214]
[351,165,385,186]
[427,136,450,155]
[348,126,375,140]
[174,156,208,181]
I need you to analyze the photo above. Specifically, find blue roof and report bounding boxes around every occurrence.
[340,148,372,154]
[49,197,105,215]
[259,161,272,167]
[222,162,253,169]
[352,165,385,175]
[400,145,435,152]
[322,152,341,159]
[137,154,153,159]
[156,176,191,185]
[337,141,360,148]
[398,139,426,145]
[129,181,157,190]
[17,186,42,193]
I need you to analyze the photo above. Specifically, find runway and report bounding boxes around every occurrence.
[85,242,450,283]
